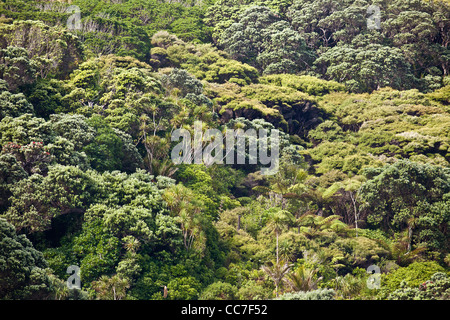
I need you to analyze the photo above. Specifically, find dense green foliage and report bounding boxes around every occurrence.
[0,0,449,301]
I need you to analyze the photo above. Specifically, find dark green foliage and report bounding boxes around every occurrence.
[388,272,450,300]
[0,80,34,121]
[0,46,36,91]
[359,160,450,252]
[314,39,418,92]
[0,0,449,302]
[0,20,84,79]
[2,165,101,233]
[161,68,203,98]
[220,6,315,75]
[0,218,53,299]
[83,116,125,172]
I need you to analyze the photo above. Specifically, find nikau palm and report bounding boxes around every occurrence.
[261,259,293,297]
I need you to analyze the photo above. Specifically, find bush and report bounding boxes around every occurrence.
[275,288,335,300]
[381,261,447,297]
[388,272,450,300]
[199,281,238,300]
[260,74,346,96]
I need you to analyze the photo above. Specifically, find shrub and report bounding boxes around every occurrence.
[275,288,335,300]
[388,272,450,300]
[199,281,238,300]
[381,261,446,296]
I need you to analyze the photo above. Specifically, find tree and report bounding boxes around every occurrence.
[261,258,293,297]
[163,184,206,251]
[0,80,34,121]
[0,218,54,299]
[1,141,52,175]
[381,261,447,297]
[161,68,203,98]
[2,165,101,233]
[199,281,237,300]
[326,177,364,235]
[0,153,27,212]
[284,264,323,292]
[0,20,84,79]
[82,116,125,172]
[266,209,295,265]
[314,38,417,92]
[92,274,130,300]
[220,6,315,74]
[0,46,36,91]
[256,21,316,74]
[381,0,449,79]
[388,272,450,300]
[167,276,202,300]
[275,288,335,300]
[296,214,346,239]
[359,160,450,252]
[0,113,53,147]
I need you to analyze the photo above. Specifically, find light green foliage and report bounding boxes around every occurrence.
[381,261,447,297]
[427,85,450,105]
[308,120,344,143]
[260,74,346,96]
[0,0,449,302]
[0,20,84,79]
[274,288,335,300]
[332,237,389,267]
[187,51,258,86]
[212,83,321,137]
[0,113,52,146]
[199,281,238,300]
[84,204,154,242]
[167,276,202,300]
[388,272,450,300]
[237,280,272,300]
[92,274,130,300]
[151,32,259,85]
[61,54,160,118]
[72,220,121,285]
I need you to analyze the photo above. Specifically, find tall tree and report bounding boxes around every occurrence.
[220,6,314,74]
[359,160,450,252]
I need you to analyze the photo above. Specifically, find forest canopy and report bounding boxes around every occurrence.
[0,0,449,301]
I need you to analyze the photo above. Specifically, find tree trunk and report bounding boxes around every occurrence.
[276,231,279,266]
[407,224,412,253]
[350,192,358,237]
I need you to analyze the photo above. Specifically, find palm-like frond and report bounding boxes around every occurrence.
[284,265,323,292]
[261,259,293,297]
